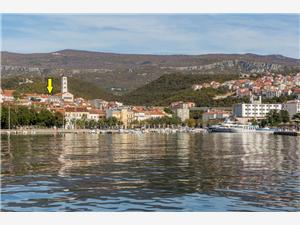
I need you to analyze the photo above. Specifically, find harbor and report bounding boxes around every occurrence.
[1,125,300,136]
[274,131,300,136]
[0,127,206,135]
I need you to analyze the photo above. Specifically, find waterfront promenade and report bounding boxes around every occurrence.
[0,127,206,135]
[1,127,299,136]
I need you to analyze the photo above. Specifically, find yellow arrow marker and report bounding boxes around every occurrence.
[47,78,53,94]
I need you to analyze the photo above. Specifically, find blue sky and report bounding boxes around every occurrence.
[1,14,299,58]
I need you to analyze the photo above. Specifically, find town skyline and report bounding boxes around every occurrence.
[1,71,300,131]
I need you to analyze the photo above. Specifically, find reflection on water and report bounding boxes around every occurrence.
[1,133,300,211]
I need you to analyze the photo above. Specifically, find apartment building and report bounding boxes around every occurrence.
[202,110,230,122]
[171,103,190,122]
[283,100,300,118]
[106,107,134,127]
[233,96,282,118]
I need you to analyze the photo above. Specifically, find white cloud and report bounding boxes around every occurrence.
[2,14,299,58]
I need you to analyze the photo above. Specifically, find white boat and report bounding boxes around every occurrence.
[207,124,234,133]
[255,127,276,133]
[230,124,258,133]
[208,119,258,133]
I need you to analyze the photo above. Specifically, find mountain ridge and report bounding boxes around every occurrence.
[2,50,300,93]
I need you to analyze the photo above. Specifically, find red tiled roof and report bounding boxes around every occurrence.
[3,89,15,97]
[53,108,65,114]
[145,110,165,116]
[88,109,105,115]
[133,108,146,113]
[25,93,49,98]
[65,107,88,113]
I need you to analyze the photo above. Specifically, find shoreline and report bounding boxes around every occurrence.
[0,127,206,135]
[1,128,299,136]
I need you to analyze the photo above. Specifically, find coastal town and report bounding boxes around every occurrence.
[1,12,300,217]
[1,73,300,134]
[192,72,300,99]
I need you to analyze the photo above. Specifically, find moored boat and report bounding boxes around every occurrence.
[207,119,259,133]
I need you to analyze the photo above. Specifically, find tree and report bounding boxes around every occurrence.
[250,118,258,126]
[13,90,22,100]
[98,117,122,128]
[190,110,203,120]
[261,110,291,127]
[16,106,32,126]
[280,110,290,123]
[106,117,118,127]
[1,106,66,129]
[86,120,98,129]
[266,110,281,126]
[185,118,196,127]
[37,109,55,127]
[98,119,106,128]
[163,107,174,115]
[1,106,18,129]
[259,119,268,128]
[76,114,88,129]
[53,112,64,128]
[292,113,300,130]
[292,113,300,121]
[140,116,181,127]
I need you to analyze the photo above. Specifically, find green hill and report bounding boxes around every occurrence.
[121,73,241,106]
[1,76,116,100]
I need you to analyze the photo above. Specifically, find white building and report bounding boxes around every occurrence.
[132,107,166,122]
[132,110,147,121]
[233,96,282,118]
[1,89,15,102]
[202,110,230,122]
[172,103,189,122]
[262,89,282,99]
[87,109,105,121]
[61,76,74,102]
[64,108,89,129]
[89,99,108,109]
[192,84,202,91]
[61,76,68,93]
[283,100,300,118]
[106,107,134,127]
[25,93,49,103]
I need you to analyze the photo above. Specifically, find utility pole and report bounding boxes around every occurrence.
[8,105,11,131]
[62,112,65,130]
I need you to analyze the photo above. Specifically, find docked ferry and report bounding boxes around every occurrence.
[207,120,258,133]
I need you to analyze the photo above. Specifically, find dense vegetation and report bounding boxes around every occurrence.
[131,116,182,127]
[158,88,250,107]
[253,110,290,127]
[122,73,241,106]
[2,73,246,107]
[3,50,300,92]
[71,117,123,129]
[1,76,116,100]
[262,95,296,104]
[1,106,64,129]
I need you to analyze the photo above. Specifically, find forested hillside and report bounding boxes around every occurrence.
[1,76,116,100]
[121,73,242,106]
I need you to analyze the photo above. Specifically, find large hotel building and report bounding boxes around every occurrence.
[233,96,282,118]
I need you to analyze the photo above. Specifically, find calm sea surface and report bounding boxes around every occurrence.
[1,133,300,211]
